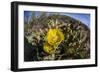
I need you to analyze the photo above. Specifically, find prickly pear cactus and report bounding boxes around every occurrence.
[24,13,90,61]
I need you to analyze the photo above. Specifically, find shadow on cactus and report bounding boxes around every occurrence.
[24,11,90,61]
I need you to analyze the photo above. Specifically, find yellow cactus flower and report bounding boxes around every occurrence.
[46,28,64,45]
[43,43,56,54]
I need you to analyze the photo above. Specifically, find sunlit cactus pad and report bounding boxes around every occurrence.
[24,12,90,61]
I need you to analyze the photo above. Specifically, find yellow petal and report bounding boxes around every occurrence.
[43,43,55,54]
[46,28,64,45]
